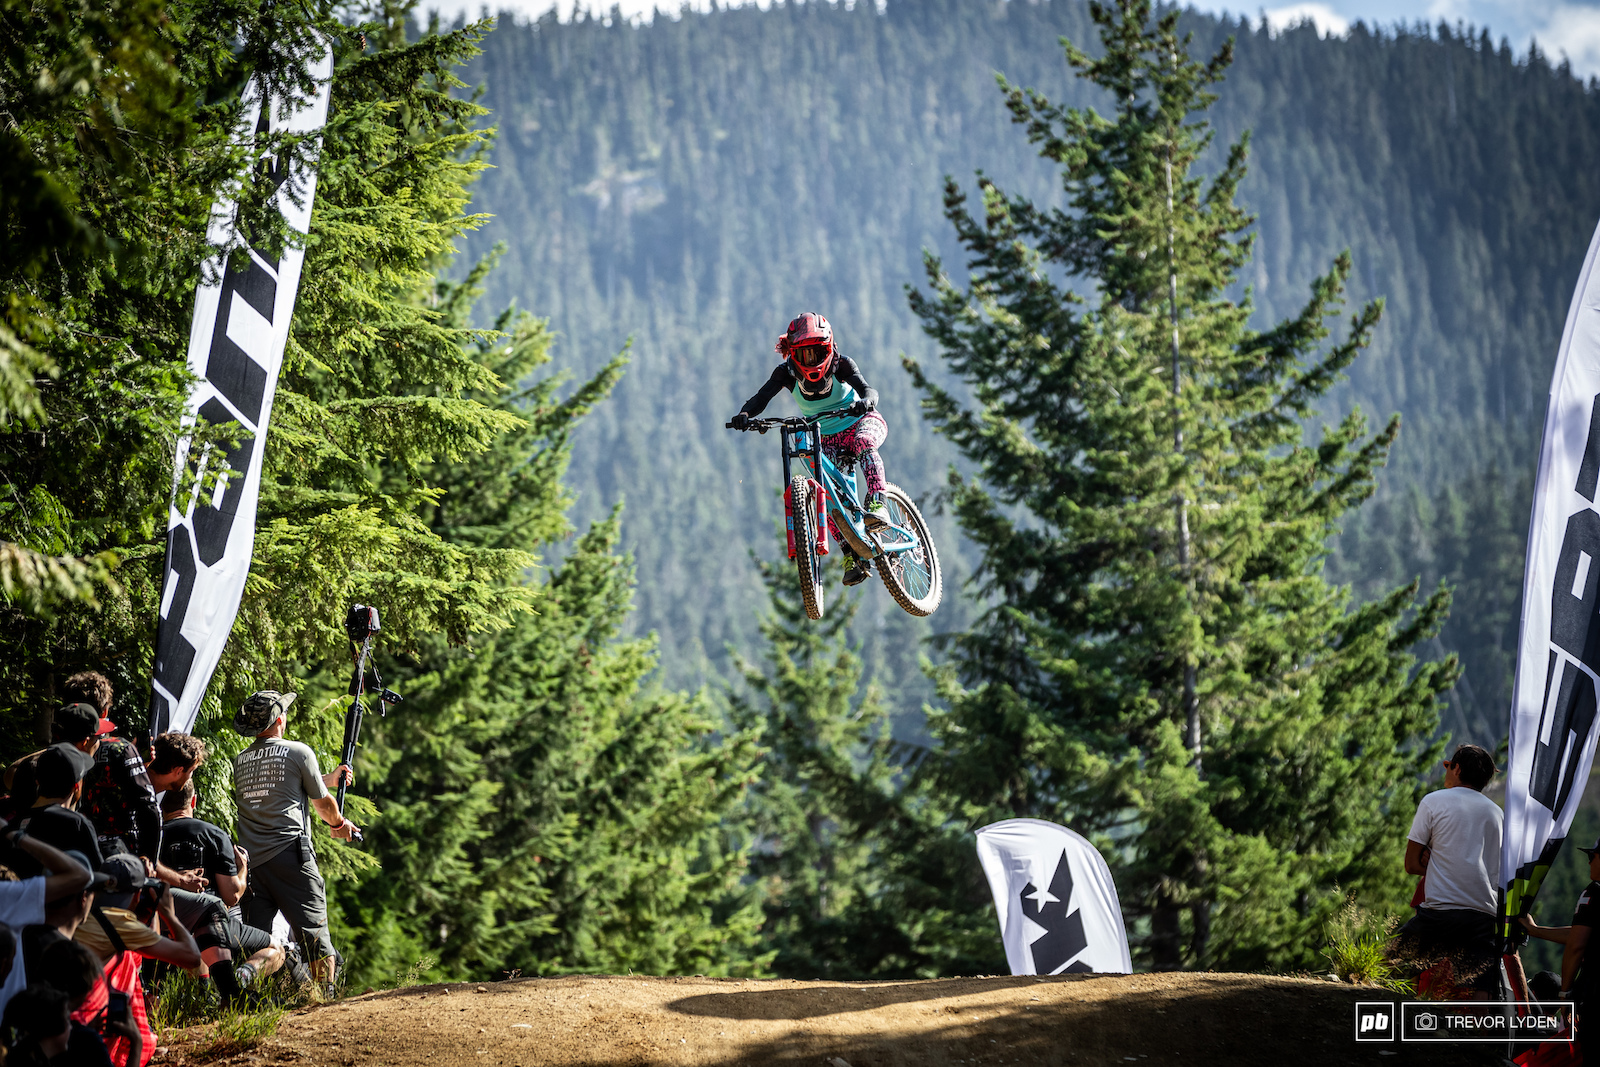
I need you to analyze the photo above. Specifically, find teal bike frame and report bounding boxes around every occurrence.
[747,413,918,563]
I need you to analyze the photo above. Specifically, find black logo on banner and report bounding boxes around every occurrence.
[1019,849,1092,975]
[149,103,287,736]
[1533,393,1600,814]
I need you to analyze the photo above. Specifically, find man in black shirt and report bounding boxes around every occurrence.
[10,746,103,873]
[159,781,284,998]
[159,782,246,905]
[1519,835,1600,1037]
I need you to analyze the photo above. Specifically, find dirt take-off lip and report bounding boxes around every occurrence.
[154,972,1509,1067]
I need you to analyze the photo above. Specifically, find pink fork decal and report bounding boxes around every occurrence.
[783,482,797,560]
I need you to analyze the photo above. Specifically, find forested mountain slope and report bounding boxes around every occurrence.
[455,0,1600,742]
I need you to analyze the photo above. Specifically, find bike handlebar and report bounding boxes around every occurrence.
[725,413,826,432]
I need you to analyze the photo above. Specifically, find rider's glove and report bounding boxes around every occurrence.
[730,412,751,431]
[846,400,873,417]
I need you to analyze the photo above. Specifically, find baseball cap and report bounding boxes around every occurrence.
[1580,838,1600,859]
[233,690,296,737]
[51,703,115,744]
[97,853,160,908]
[34,743,95,797]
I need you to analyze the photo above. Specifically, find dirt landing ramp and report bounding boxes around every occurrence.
[157,972,1506,1067]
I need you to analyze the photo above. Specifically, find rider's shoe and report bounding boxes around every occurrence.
[843,558,873,586]
[864,494,889,531]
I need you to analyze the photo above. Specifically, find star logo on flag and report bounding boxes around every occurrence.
[1018,848,1092,975]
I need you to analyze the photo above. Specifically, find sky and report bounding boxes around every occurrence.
[422,0,1600,79]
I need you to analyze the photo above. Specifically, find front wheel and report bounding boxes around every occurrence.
[790,476,825,620]
[874,484,942,617]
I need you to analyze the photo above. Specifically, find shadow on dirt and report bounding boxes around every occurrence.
[666,974,1075,1018]
[652,981,1507,1067]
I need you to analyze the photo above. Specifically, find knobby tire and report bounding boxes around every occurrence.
[873,483,942,617]
[791,475,825,620]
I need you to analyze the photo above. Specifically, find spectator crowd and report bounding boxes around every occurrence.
[0,672,358,1065]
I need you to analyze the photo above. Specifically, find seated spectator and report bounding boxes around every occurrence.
[160,782,285,997]
[3,702,116,820]
[9,744,104,872]
[160,782,244,904]
[73,855,199,974]
[2,983,73,1065]
[20,849,111,978]
[1390,743,1503,999]
[65,669,203,893]
[0,831,90,1022]
[38,939,134,1067]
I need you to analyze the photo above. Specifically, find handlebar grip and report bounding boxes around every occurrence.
[725,422,735,429]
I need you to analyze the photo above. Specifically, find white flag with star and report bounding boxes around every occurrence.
[976,818,1131,975]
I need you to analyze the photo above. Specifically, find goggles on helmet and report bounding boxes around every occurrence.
[791,343,831,368]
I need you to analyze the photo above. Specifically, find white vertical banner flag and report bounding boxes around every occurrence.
[975,818,1131,975]
[149,45,334,737]
[1503,216,1600,930]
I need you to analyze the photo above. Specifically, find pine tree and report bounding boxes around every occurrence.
[0,0,553,779]
[906,0,1458,970]
[730,562,897,978]
[732,559,1006,978]
[317,254,766,982]
[338,512,770,982]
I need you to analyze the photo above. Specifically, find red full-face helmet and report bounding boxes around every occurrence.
[777,312,835,383]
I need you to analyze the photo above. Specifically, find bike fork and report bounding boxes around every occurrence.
[784,481,798,560]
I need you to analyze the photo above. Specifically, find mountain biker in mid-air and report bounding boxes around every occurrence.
[730,312,888,588]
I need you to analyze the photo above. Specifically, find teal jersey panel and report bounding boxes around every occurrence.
[791,378,862,436]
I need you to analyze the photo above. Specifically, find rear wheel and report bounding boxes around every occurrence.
[873,484,942,617]
[790,476,825,620]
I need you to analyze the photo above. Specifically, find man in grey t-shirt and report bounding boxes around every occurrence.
[231,690,358,997]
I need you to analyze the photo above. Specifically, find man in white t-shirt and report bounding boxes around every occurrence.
[1392,743,1504,998]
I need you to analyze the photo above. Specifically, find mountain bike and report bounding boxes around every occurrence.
[728,412,942,621]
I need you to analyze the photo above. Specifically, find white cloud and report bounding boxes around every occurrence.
[1537,4,1600,77]
[1421,0,1600,78]
[1260,2,1352,36]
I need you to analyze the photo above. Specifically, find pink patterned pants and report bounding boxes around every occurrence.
[816,412,888,543]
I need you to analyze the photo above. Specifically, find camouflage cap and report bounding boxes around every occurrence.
[233,690,296,737]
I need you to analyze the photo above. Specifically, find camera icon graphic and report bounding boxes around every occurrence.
[1415,1012,1439,1032]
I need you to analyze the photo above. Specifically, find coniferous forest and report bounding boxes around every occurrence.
[5,0,1600,992]
[458,0,1600,755]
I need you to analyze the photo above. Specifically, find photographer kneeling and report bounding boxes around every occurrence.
[72,854,200,1067]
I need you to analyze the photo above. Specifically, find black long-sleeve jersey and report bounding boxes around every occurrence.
[738,355,879,416]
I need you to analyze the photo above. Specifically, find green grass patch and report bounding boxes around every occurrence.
[1322,897,1414,994]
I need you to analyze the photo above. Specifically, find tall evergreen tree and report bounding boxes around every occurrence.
[732,559,1005,978]
[731,562,896,978]
[906,0,1458,970]
[1,0,550,810]
[324,257,767,983]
